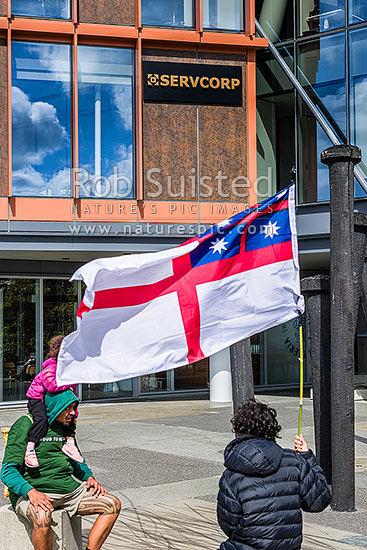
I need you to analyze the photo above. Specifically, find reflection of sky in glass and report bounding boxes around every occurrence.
[315,124,333,201]
[299,0,345,35]
[12,42,71,197]
[298,33,346,135]
[203,0,243,31]
[78,46,134,199]
[298,34,347,202]
[142,0,193,27]
[12,0,70,19]
[349,28,367,197]
[349,0,367,25]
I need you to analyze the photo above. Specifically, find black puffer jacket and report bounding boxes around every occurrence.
[217,436,331,550]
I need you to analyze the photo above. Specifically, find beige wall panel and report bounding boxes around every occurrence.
[143,50,197,201]
[78,0,135,26]
[198,53,247,203]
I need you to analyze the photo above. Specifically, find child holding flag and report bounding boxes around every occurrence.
[217,398,331,550]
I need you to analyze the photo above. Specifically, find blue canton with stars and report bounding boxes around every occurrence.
[189,187,292,268]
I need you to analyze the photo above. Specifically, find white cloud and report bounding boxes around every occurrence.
[12,86,67,170]
[12,165,71,196]
[112,85,133,131]
[106,144,134,198]
[47,167,71,196]
[12,165,46,194]
[317,86,346,131]
[26,43,71,91]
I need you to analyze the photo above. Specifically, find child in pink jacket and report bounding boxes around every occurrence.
[25,334,83,468]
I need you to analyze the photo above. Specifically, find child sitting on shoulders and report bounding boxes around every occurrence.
[25,334,83,468]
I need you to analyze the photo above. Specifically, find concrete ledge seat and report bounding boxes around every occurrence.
[0,504,82,549]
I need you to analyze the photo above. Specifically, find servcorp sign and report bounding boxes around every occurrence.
[143,61,243,106]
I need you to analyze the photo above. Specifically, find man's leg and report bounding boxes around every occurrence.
[26,505,52,550]
[77,491,121,550]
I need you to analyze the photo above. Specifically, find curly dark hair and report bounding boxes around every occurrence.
[231,398,281,441]
[46,334,65,359]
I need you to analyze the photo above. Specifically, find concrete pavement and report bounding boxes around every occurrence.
[1,393,367,549]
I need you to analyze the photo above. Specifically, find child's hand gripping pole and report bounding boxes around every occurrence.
[1,427,10,498]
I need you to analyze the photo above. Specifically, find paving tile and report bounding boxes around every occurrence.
[82,500,367,550]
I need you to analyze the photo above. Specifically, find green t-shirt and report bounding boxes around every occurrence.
[3,415,91,509]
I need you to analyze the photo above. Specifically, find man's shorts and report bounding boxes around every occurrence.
[15,481,88,519]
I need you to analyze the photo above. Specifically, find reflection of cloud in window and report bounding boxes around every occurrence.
[25,43,71,93]
[80,144,133,198]
[12,166,70,196]
[312,86,346,201]
[12,86,67,170]
[350,78,367,143]
[112,85,133,131]
[317,86,346,131]
[12,165,44,193]
[109,145,133,184]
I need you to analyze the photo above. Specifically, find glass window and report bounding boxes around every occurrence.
[82,379,133,400]
[251,334,264,385]
[78,46,134,199]
[203,0,244,32]
[297,33,346,202]
[298,103,334,202]
[12,41,71,197]
[256,0,294,43]
[141,371,170,392]
[43,279,78,352]
[0,279,40,402]
[257,47,296,199]
[349,27,367,189]
[12,0,70,19]
[142,0,194,27]
[174,358,209,390]
[298,0,345,36]
[349,0,367,25]
[266,319,301,385]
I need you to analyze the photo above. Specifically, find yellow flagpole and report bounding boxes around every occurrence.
[298,323,304,436]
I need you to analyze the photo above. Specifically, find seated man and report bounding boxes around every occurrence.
[1,389,121,550]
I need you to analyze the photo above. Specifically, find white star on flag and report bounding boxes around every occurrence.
[263,220,280,239]
[209,237,229,254]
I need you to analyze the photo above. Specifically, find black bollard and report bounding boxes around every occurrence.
[321,144,361,511]
[301,275,331,484]
[230,338,254,415]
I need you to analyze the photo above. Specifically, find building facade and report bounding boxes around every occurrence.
[0,0,320,406]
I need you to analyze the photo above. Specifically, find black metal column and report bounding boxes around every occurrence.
[301,275,331,484]
[230,338,254,415]
[321,144,361,511]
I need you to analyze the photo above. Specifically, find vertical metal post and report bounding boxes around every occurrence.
[321,144,362,511]
[301,275,331,483]
[230,338,254,414]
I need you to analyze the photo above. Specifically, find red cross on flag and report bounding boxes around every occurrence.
[56,185,304,385]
